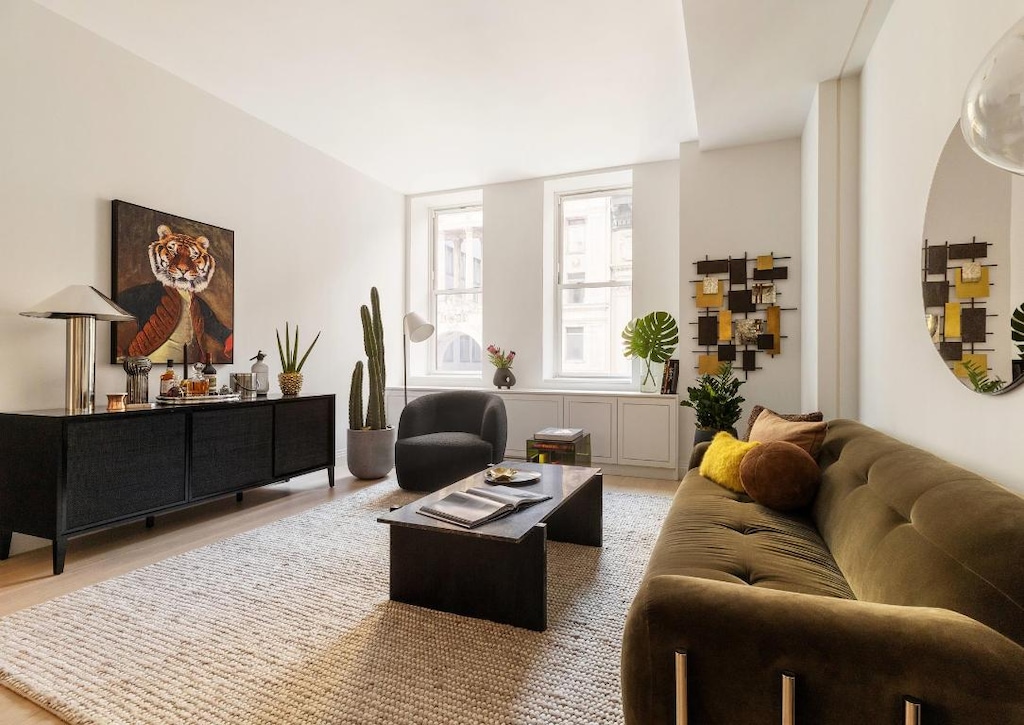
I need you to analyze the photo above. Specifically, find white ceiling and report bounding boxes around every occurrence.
[33,0,889,194]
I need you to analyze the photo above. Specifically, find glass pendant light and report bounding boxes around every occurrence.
[961,16,1024,175]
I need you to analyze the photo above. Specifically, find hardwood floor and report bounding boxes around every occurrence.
[0,466,677,724]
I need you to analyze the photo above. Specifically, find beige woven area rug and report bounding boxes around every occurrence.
[0,482,672,724]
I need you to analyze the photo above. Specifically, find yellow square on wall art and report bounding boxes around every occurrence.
[954,353,988,378]
[756,255,774,270]
[698,354,720,375]
[955,267,989,299]
[718,311,732,342]
[944,302,961,338]
[696,281,723,308]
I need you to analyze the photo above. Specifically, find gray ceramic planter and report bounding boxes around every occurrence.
[346,427,395,479]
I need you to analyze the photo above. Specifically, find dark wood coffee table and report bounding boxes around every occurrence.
[377,461,602,631]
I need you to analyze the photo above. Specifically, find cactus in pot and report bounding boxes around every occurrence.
[349,287,386,430]
[347,287,394,479]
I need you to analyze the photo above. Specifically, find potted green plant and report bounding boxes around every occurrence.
[276,322,320,395]
[347,287,394,479]
[622,311,679,392]
[680,362,746,443]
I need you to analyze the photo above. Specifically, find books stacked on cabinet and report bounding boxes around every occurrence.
[660,359,680,394]
[533,427,585,442]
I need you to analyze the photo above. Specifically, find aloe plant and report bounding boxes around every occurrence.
[622,311,679,388]
[276,322,320,373]
[1012,302,1024,358]
[349,287,387,430]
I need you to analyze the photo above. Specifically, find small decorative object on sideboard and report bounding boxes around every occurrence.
[122,355,152,404]
[487,344,516,389]
[680,362,746,444]
[250,350,270,395]
[622,311,679,393]
[276,322,320,396]
[106,393,127,412]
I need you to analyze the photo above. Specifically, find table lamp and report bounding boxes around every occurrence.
[21,285,135,413]
[403,311,435,405]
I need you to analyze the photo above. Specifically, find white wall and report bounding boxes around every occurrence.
[860,0,1024,491]
[678,139,803,450]
[801,77,860,419]
[407,160,681,391]
[0,0,405,554]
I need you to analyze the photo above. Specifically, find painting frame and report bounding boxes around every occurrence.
[111,200,235,365]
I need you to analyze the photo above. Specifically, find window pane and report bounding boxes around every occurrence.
[560,193,632,284]
[436,208,483,291]
[434,292,482,372]
[559,286,631,376]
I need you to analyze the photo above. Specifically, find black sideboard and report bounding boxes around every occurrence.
[0,393,335,575]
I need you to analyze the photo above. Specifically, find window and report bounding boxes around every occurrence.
[556,188,632,377]
[431,206,483,373]
[565,326,584,362]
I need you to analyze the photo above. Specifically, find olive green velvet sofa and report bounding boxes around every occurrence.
[622,419,1024,724]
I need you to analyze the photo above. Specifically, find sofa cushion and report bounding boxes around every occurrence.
[748,409,827,457]
[743,405,824,441]
[740,440,821,511]
[643,472,854,599]
[699,432,759,492]
[394,432,493,492]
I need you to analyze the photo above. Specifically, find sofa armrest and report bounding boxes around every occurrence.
[622,575,1024,725]
[686,441,710,471]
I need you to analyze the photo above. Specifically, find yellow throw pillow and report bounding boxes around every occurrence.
[699,432,761,492]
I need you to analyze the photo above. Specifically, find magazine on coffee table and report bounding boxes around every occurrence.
[417,485,552,529]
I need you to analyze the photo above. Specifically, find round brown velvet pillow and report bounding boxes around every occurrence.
[739,440,821,511]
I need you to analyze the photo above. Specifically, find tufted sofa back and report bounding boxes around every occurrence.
[813,419,1024,646]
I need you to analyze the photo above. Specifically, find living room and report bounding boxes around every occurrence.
[1,0,1023,723]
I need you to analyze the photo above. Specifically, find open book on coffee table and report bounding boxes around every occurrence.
[417,485,552,529]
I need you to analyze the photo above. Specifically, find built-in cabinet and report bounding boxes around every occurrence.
[386,387,679,477]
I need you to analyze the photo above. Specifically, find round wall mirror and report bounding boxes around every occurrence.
[922,124,1024,395]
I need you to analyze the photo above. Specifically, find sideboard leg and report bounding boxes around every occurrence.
[52,537,68,575]
[145,516,155,529]
[328,466,335,488]
[236,491,244,502]
[0,528,12,559]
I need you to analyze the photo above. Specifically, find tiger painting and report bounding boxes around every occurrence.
[116,224,233,364]
[148,225,216,293]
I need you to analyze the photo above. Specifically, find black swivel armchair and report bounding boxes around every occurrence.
[395,391,508,492]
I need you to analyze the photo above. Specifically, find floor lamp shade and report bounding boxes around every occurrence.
[21,285,135,413]
[403,311,435,405]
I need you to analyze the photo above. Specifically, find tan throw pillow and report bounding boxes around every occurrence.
[740,441,821,511]
[748,409,827,458]
[743,405,824,441]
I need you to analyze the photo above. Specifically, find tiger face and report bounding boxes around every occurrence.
[148,225,216,293]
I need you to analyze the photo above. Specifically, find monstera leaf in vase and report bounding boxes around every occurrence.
[622,311,679,390]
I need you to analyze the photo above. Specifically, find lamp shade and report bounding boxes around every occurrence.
[404,311,435,343]
[20,285,134,321]
[961,16,1024,175]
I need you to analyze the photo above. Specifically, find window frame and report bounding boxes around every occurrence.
[428,203,484,376]
[554,186,633,379]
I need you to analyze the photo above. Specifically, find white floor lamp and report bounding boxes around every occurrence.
[403,312,434,405]
[21,285,135,413]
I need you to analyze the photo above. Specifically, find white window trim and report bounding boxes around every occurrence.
[553,186,633,380]
[428,203,483,376]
